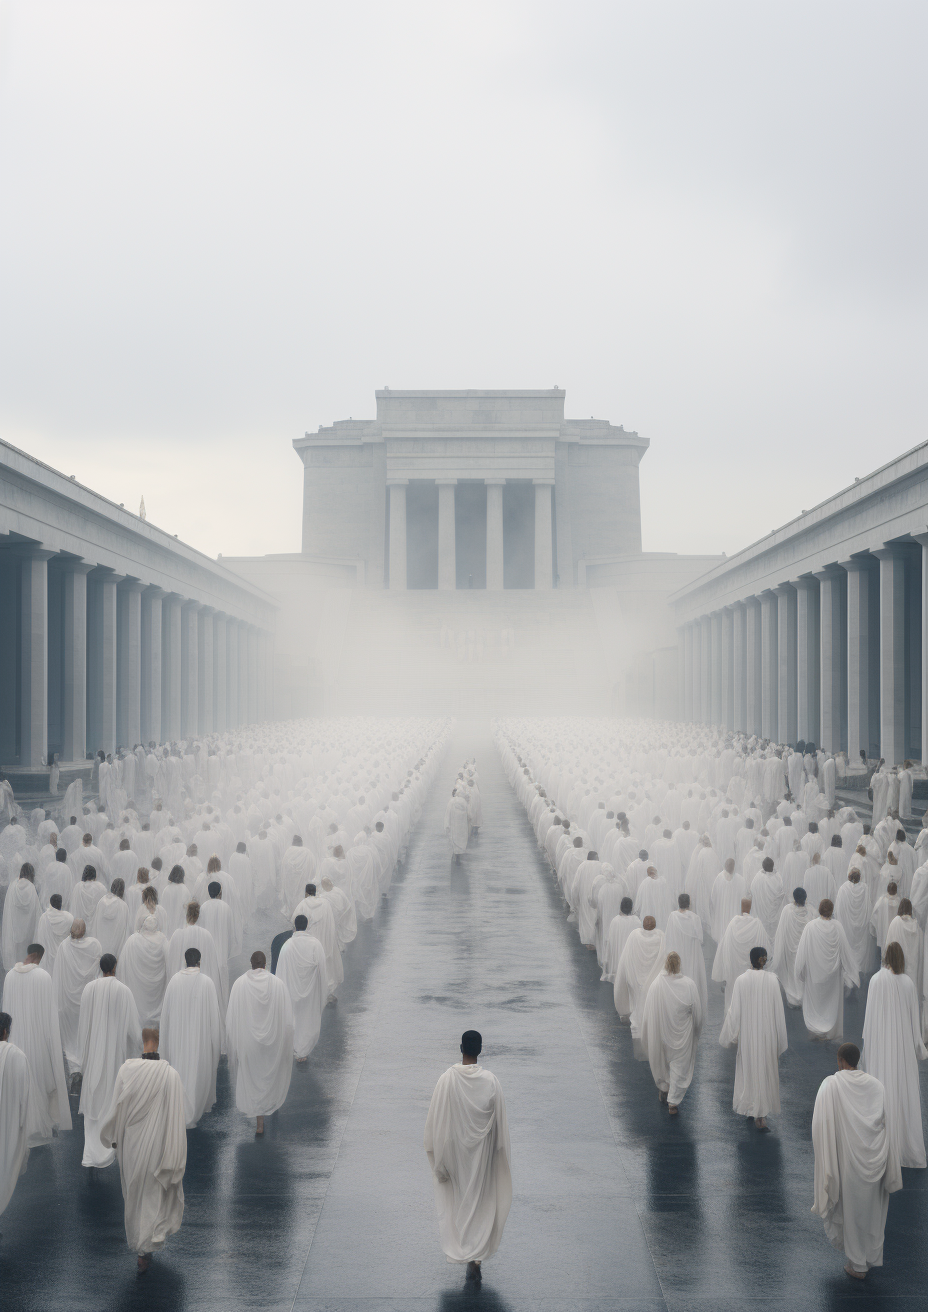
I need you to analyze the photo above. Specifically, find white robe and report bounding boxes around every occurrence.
[346,845,379,920]
[601,913,641,984]
[279,846,318,916]
[662,909,707,1014]
[0,1042,44,1216]
[795,917,860,1040]
[884,915,923,998]
[77,975,142,1166]
[166,924,225,1030]
[160,968,222,1128]
[633,875,674,933]
[34,906,74,975]
[53,934,103,1071]
[444,796,470,856]
[424,1063,511,1264]
[116,924,169,1025]
[226,968,294,1117]
[100,1057,186,1254]
[771,903,814,1006]
[811,1069,902,1272]
[861,967,927,1169]
[719,968,787,1117]
[292,895,343,996]
[1,963,71,1134]
[1,878,41,969]
[90,893,131,957]
[321,884,357,949]
[712,913,771,1014]
[639,969,702,1105]
[277,931,327,1060]
[750,870,785,942]
[834,880,872,975]
[614,927,665,1036]
[709,870,747,944]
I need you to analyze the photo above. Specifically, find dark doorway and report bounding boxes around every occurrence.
[503,482,535,588]
[406,483,438,589]
[455,483,487,588]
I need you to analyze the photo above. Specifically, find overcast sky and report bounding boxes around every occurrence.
[0,2,925,560]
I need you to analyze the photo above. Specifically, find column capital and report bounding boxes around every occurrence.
[386,478,409,487]
[791,574,817,592]
[182,598,203,613]
[198,604,216,618]
[118,577,145,593]
[532,478,555,486]
[17,546,57,563]
[435,478,458,486]
[839,555,876,572]
[96,570,127,588]
[812,567,841,583]
[58,556,95,576]
[144,585,168,600]
[872,544,909,561]
[484,477,507,485]
[910,531,928,548]
[773,583,794,597]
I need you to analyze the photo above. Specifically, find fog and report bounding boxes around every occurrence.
[0,2,925,561]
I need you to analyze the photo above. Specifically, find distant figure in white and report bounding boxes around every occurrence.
[424,1029,512,1283]
[639,951,703,1114]
[811,1042,901,1280]
[444,788,470,864]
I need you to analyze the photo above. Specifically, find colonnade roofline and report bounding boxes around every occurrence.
[0,436,277,628]
[670,434,928,623]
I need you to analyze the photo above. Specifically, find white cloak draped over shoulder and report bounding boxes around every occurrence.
[226,968,294,1116]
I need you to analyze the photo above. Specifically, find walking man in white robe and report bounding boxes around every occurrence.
[712,899,770,1015]
[78,953,142,1167]
[159,947,223,1128]
[614,916,665,1036]
[719,946,787,1130]
[639,952,703,1114]
[53,919,102,1079]
[861,941,927,1169]
[663,893,707,1015]
[771,887,813,1006]
[0,1012,46,1220]
[424,1030,511,1282]
[444,789,470,863]
[277,915,327,1062]
[100,1026,187,1274]
[1,945,71,1136]
[811,1042,902,1279]
[226,950,294,1135]
[795,899,860,1041]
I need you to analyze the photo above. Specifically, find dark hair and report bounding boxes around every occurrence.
[20,863,35,882]
[461,1029,482,1058]
[305,883,316,897]
[819,898,834,917]
[0,1011,11,1037]
[82,866,97,882]
[56,848,67,862]
[294,915,308,931]
[678,893,690,909]
[169,865,186,884]
[100,953,118,973]
[50,894,63,910]
[111,878,125,898]
[837,1042,860,1069]
[793,887,807,905]
[749,946,767,968]
[208,881,222,897]
[184,947,202,967]
[620,896,633,914]
[762,857,774,872]
[26,943,44,958]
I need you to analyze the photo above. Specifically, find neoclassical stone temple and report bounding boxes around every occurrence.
[0,439,276,775]
[294,389,649,590]
[672,441,928,764]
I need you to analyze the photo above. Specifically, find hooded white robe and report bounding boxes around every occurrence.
[77,975,142,1166]
[594,871,628,965]
[166,924,224,1026]
[771,902,814,1006]
[883,915,923,998]
[795,917,860,1040]
[861,967,927,1169]
[1,877,41,969]
[34,905,74,975]
[321,883,357,949]
[226,968,294,1117]
[663,909,708,1015]
[293,895,343,997]
[1,962,71,1135]
[712,913,770,1014]
[159,968,222,1128]
[346,844,379,920]
[0,1041,45,1216]
[280,845,318,916]
[423,1062,511,1265]
[709,870,748,945]
[834,880,872,975]
[277,931,327,1060]
[719,967,787,1117]
[750,869,786,942]
[633,875,674,932]
[90,893,131,957]
[53,933,103,1071]
[811,1069,902,1272]
[640,969,703,1105]
[100,1057,186,1255]
[601,912,641,984]
[116,920,169,1025]
[614,927,666,1035]
[575,859,603,945]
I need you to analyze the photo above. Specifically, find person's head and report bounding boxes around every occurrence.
[70,919,86,940]
[677,893,691,911]
[638,849,648,861]
[646,865,658,880]
[761,857,774,873]
[82,865,96,882]
[749,946,767,970]
[82,832,92,846]
[142,1027,159,1054]
[142,886,158,906]
[294,914,308,931]
[111,877,125,898]
[184,947,202,968]
[808,821,818,834]
[187,844,198,858]
[305,883,316,898]
[49,893,63,911]
[119,838,130,851]
[250,950,266,970]
[724,857,735,875]
[186,900,200,925]
[236,841,247,854]
[887,851,898,866]
[665,952,681,975]
[847,868,860,885]
[207,855,221,874]
[168,865,185,884]
[899,897,913,918]
[837,1042,860,1071]
[620,896,633,915]
[819,898,834,919]
[19,862,35,884]
[55,848,67,863]
[855,843,867,857]
[0,1011,11,1043]
[887,881,898,897]
[883,941,905,975]
[740,898,752,914]
[292,835,303,847]
[461,1029,482,1061]
[100,953,117,976]
[896,828,906,844]
[151,857,162,873]
[745,818,754,831]
[25,943,44,965]
[830,834,842,848]
[642,915,657,931]
[208,881,222,899]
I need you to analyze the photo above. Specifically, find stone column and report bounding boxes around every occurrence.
[256,630,267,721]
[226,620,239,728]
[265,631,275,721]
[794,577,820,743]
[162,594,183,742]
[180,602,200,739]
[733,601,747,732]
[760,591,778,740]
[913,534,928,765]
[197,607,214,736]
[437,480,457,590]
[745,597,762,736]
[700,616,711,723]
[248,626,259,723]
[388,481,408,591]
[815,569,845,753]
[683,623,694,720]
[93,572,124,756]
[62,561,92,762]
[117,580,143,748]
[721,606,735,729]
[533,480,554,590]
[140,587,165,745]
[20,549,54,768]
[213,614,227,733]
[775,585,797,745]
[710,612,722,725]
[843,558,873,764]
[691,619,702,721]
[238,623,248,725]
[875,547,906,765]
[485,479,505,591]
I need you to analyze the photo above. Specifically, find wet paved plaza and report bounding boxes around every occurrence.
[1,726,926,1312]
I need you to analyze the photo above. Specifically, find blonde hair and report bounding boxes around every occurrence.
[665,952,681,974]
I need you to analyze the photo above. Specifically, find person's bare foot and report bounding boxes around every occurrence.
[659,1090,667,1102]
[296,1057,307,1064]
[844,1264,867,1280]
[256,1116,265,1136]
[755,1117,769,1131]
[465,1261,482,1281]
[668,1104,678,1116]
[137,1254,151,1275]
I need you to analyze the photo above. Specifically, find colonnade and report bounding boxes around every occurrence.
[677,539,928,765]
[5,547,274,767]
[386,477,554,590]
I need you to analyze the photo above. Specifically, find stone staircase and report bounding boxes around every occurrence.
[327,588,615,717]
